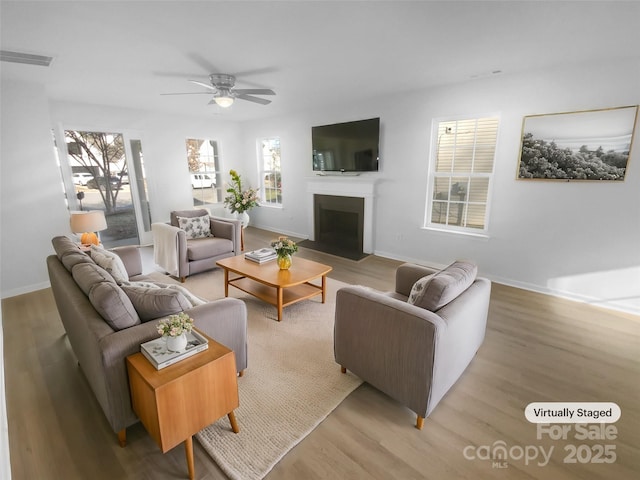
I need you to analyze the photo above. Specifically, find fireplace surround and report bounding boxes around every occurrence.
[305,177,377,258]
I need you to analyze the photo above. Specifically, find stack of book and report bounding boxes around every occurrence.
[245,247,277,264]
[140,329,209,370]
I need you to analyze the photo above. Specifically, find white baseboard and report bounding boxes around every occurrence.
[1,281,51,300]
[373,250,640,317]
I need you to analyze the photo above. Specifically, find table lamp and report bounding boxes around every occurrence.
[70,210,107,246]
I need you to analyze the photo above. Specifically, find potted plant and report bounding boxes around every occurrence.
[223,169,260,227]
[270,236,298,270]
[157,312,194,352]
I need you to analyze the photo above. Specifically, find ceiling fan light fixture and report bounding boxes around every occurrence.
[214,95,234,108]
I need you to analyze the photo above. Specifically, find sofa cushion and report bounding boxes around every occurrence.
[408,261,477,311]
[72,262,141,330]
[90,282,142,330]
[52,236,95,271]
[90,245,130,284]
[121,285,192,322]
[177,214,212,239]
[72,262,116,296]
[186,237,233,261]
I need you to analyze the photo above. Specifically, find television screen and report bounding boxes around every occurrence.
[312,117,380,172]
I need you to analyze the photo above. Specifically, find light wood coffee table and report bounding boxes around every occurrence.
[126,333,239,480]
[216,255,333,321]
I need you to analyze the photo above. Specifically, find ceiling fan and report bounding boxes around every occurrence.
[162,73,275,108]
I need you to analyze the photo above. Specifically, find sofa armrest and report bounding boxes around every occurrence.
[97,320,160,431]
[395,263,440,297]
[210,216,242,254]
[111,245,143,278]
[186,298,248,373]
[334,285,446,417]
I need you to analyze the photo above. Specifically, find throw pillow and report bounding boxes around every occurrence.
[408,261,478,311]
[121,280,207,307]
[90,245,130,284]
[177,214,212,239]
[121,285,192,322]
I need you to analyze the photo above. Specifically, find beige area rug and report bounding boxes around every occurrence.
[173,269,363,480]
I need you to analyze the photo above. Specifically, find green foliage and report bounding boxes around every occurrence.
[519,133,628,180]
[223,170,260,213]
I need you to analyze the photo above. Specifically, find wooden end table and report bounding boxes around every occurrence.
[126,332,239,480]
[216,255,333,321]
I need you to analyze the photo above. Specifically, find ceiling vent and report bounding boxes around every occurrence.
[0,50,53,67]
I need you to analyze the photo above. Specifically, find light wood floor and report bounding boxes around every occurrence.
[3,227,639,479]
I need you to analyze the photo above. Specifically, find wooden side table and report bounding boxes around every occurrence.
[126,333,239,480]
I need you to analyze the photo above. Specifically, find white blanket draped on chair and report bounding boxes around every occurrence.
[151,223,181,276]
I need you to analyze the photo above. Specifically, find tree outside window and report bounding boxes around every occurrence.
[186,138,223,206]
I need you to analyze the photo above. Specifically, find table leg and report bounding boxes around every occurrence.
[185,436,195,480]
[322,275,327,303]
[277,287,283,321]
[223,269,229,297]
[228,411,240,433]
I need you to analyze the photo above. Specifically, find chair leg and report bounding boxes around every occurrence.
[340,366,347,374]
[416,416,425,430]
[180,276,186,283]
[117,428,127,447]
[238,370,244,377]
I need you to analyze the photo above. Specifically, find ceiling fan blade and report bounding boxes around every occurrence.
[161,92,213,95]
[233,88,275,96]
[189,80,216,90]
[236,94,272,105]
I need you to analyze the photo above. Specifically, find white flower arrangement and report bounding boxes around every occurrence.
[157,312,194,337]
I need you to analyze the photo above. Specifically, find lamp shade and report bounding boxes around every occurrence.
[70,210,107,245]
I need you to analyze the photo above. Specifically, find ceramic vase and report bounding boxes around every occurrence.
[166,333,187,352]
[277,253,292,270]
[238,211,250,229]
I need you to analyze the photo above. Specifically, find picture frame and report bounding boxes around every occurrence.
[517,105,638,181]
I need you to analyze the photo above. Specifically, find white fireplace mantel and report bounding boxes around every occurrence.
[306,176,378,253]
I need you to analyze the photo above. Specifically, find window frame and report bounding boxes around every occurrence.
[185,138,223,207]
[424,113,500,237]
[257,137,283,208]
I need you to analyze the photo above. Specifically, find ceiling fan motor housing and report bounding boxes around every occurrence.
[209,73,236,89]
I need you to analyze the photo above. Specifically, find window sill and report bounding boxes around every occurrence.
[421,226,490,240]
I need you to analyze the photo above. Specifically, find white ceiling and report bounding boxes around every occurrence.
[1,1,639,122]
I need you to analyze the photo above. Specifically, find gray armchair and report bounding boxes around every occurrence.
[334,262,491,429]
[152,209,242,282]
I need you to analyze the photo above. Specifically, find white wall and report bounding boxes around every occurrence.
[1,60,638,314]
[1,80,70,298]
[239,59,640,314]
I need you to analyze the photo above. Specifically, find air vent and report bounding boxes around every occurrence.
[0,50,53,67]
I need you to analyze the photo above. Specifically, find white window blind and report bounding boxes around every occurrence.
[427,116,499,232]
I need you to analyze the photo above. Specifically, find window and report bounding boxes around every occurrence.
[258,137,282,206]
[426,116,499,233]
[186,139,223,206]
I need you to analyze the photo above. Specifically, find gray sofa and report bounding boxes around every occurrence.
[46,236,248,446]
[334,261,491,429]
[152,209,242,282]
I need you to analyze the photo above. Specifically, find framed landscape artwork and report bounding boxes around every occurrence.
[517,105,638,181]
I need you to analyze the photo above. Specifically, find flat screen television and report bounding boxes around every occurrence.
[312,117,380,172]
